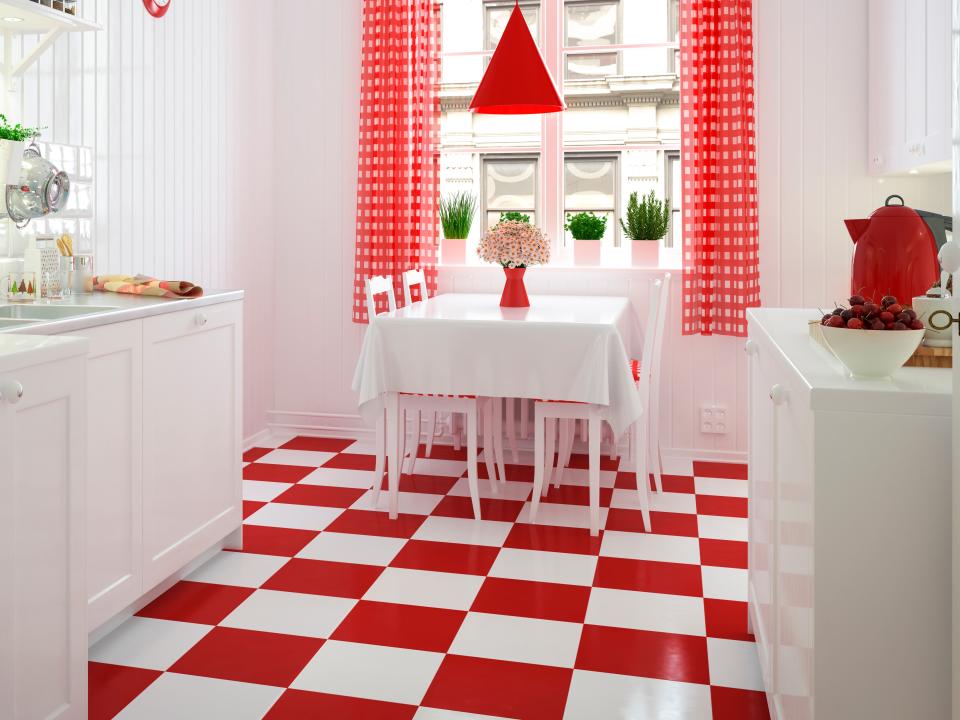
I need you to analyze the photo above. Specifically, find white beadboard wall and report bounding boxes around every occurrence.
[9,0,277,439]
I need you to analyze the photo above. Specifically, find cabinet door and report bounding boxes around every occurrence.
[922,0,951,163]
[0,355,86,719]
[868,0,907,174]
[66,321,143,632]
[141,302,242,590]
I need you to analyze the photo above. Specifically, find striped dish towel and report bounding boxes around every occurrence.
[87,274,203,298]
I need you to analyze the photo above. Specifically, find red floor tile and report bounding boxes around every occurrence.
[243,500,266,519]
[390,539,500,576]
[504,523,602,556]
[431,495,525,523]
[696,494,748,518]
[322,453,377,471]
[699,539,749,569]
[262,558,383,598]
[168,627,324,687]
[660,474,697,493]
[540,484,614,507]
[279,436,356,453]
[264,689,417,720]
[422,654,572,720]
[605,508,699,537]
[331,600,467,652]
[231,525,319,557]
[88,662,162,720]
[324,509,427,538]
[710,686,771,720]
[243,463,316,483]
[470,577,591,623]
[693,461,748,480]
[565,452,620,472]
[415,443,467,461]
[593,556,703,597]
[272,484,367,508]
[136,581,253,625]
[242,447,273,463]
[399,473,461,494]
[704,599,754,641]
[576,624,710,684]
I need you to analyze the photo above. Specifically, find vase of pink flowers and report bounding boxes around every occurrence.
[477,219,550,308]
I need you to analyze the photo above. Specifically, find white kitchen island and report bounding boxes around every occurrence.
[746,308,951,720]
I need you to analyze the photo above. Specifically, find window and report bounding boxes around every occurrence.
[665,152,680,249]
[439,0,680,267]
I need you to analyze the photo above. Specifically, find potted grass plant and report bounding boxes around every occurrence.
[621,190,670,267]
[439,191,476,265]
[0,115,41,187]
[565,211,607,266]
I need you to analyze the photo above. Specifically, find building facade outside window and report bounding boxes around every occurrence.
[440,0,680,267]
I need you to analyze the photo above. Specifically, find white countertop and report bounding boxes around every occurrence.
[0,333,88,373]
[0,288,243,335]
[748,308,951,416]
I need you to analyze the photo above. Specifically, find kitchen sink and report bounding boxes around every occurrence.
[0,318,39,329]
[0,304,117,320]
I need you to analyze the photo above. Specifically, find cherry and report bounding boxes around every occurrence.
[895,312,911,324]
[851,304,865,317]
[841,309,855,321]
[904,308,917,320]
[909,319,925,330]
[825,315,844,328]
[863,302,879,315]
[891,321,908,331]
[870,319,886,330]
[879,311,895,323]
[846,317,864,329]
[881,295,897,307]
[822,314,833,325]
[832,307,844,316]
[849,294,866,306]
[885,322,895,330]
[887,303,903,315]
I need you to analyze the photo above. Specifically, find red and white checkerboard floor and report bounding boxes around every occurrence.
[89,434,770,720]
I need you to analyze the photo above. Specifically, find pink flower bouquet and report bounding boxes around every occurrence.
[477,220,550,268]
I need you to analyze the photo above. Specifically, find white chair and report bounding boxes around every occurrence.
[645,272,671,492]
[365,275,490,519]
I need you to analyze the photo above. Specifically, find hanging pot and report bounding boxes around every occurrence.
[6,145,70,227]
[500,267,530,307]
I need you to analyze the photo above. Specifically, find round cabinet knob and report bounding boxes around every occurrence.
[195,313,208,327]
[744,339,758,356]
[0,378,24,404]
[769,384,788,406]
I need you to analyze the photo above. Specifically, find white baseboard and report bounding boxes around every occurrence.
[243,427,274,451]
[266,409,747,464]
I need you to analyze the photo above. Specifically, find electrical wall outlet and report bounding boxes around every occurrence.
[700,404,728,434]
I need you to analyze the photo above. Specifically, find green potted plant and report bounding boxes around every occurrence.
[565,211,607,266]
[621,190,670,267]
[498,211,530,223]
[439,191,477,264]
[0,115,40,187]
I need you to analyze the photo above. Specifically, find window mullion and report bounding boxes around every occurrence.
[540,0,563,259]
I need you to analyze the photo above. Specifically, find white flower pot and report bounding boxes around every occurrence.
[442,237,467,265]
[631,240,659,267]
[574,240,601,266]
[0,140,25,187]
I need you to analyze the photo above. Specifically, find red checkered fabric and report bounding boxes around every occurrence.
[680,0,761,337]
[352,0,441,323]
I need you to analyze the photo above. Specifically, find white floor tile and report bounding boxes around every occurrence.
[300,466,376,489]
[547,467,617,489]
[244,502,343,531]
[255,448,336,467]
[450,612,583,668]
[694,477,748,498]
[115,672,283,720]
[413,516,513,547]
[415,709,508,720]
[610,489,696,514]
[488,547,598,587]
[515,501,609,530]
[599,530,701,565]
[585,587,706,636]
[354,489,444,515]
[701,566,748,602]
[448,477,533,502]
[363,567,484,610]
[242,480,293,502]
[697,515,748,542]
[409,457,468,478]
[186,551,288,588]
[291,639,444,706]
[660,457,694,476]
[296,531,405,566]
[707,638,765,691]
[89,617,213,671]
[563,670,712,720]
[220,589,356,639]
[344,438,378,454]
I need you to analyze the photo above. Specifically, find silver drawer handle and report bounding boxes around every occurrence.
[769,384,788,406]
[0,379,24,404]
[195,313,208,327]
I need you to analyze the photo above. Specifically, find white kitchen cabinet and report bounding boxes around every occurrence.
[141,301,243,590]
[747,309,951,720]
[869,0,952,175]
[0,335,87,720]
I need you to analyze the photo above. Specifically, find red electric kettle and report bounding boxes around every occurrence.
[846,194,951,304]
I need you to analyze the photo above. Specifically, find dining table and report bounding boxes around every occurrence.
[352,292,643,504]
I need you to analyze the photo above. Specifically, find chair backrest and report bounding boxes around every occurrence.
[365,275,396,318]
[647,272,671,413]
[636,278,663,407]
[402,268,428,306]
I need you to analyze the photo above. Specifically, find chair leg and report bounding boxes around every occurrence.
[371,408,385,507]
[386,393,400,520]
[649,410,663,493]
[588,413,601,537]
[543,417,556,496]
[634,417,651,532]
[520,398,530,439]
[608,424,619,462]
[407,409,422,475]
[580,418,588,443]
[492,398,507,484]
[505,398,519,464]
[481,400,500,494]
[554,419,572,489]
[530,409,545,521]
[452,412,461,452]
[425,411,437,458]
[466,408,481,520]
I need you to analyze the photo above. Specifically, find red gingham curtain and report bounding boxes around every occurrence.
[352,0,440,323]
[680,0,760,336]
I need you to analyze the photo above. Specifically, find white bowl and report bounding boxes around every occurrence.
[821,325,923,379]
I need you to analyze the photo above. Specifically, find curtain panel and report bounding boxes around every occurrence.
[680,0,760,337]
[352,0,441,323]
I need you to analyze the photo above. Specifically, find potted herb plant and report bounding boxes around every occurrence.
[0,115,40,187]
[439,191,476,265]
[621,190,670,267]
[498,211,530,223]
[565,211,607,266]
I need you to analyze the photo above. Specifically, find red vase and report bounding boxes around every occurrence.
[500,267,530,307]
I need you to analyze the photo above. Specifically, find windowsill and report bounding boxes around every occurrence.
[438,263,681,272]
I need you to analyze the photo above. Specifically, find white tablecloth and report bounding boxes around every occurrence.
[352,293,642,436]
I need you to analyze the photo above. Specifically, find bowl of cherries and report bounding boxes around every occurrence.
[819,294,924,379]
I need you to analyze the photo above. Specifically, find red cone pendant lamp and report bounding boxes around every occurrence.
[470,2,564,114]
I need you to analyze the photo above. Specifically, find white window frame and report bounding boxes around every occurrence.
[481,154,541,231]
[563,152,620,247]
[665,150,680,249]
